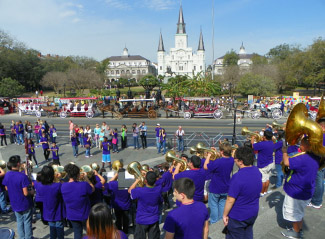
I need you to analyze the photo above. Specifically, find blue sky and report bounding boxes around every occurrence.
[1,0,324,64]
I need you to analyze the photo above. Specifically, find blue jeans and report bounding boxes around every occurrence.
[311,168,325,206]
[133,136,139,149]
[275,164,284,188]
[14,208,33,239]
[17,133,24,144]
[70,220,85,239]
[209,192,227,223]
[72,145,78,157]
[113,144,118,152]
[48,221,64,239]
[85,147,90,156]
[35,133,40,143]
[156,137,160,149]
[158,141,166,154]
[27,133,33,139]
[0,191,7,212]
[79,136,84,146]
[177,137,184,152]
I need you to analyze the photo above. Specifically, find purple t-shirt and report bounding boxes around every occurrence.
[160,171,173,193]
[50,127,56,137]
[3,171,33,212]
[283,152,320,200]
[34,181,44,202]
[71,136,78,146]
[89,175,103,206]
[253,141,274,168]
[61,181,92,221]
[274,141,283,164]
[0,128,5,135]
[40,136,49,149]
[37,183,64,222]
[163,201,209,239]
[14,125,19,134]
[102,141,111,155]
[84,137,91,146]
[155,127,161,137]
[51,146,59,160]
[287,145,299,155]
[19,123,24,134]
[28,143,35,155]
[105,181,131,210]
[207,157,234,194]
[228,166,262,221]
[174,169,206,202]
[131,185,162,224]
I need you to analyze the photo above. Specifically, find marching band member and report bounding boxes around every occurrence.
[61,163,95,239]
[3,155,34,239]
[173,155,206,204]
[223,147,262,239]
[128,171,162,239]
[274,130,285,188]
[251,130,274,196]
[49,142,60,165]
[163,178,209,239]
[203,143,234,224]
[281,137,320,238]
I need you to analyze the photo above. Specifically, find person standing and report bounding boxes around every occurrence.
[251,130,274,196]
[27,139,38,167]
[3,155,34,239]
[139,121,147,149]
[10,120,16,144]
[132,123,140,150]
[121,124,128,149]
[61,163,94,239]
[281,138,320,238]
[69,120,74,141]
[158,128,167,155]
[34,121,40,143]
[203,143,234,224]
[163,178,209,239]
[101,137,112,170]
[84,133,92,158]
[0,125,7,146]
[93,124,101,148]
[274,130,285,188]
[128,171,162,239]
[155,124,161,150]
[49,142,60,165]
[0,166,10,214]
[40,132,50,161]
[112,128,119,153]
[71,132,79,158]
[175,126,185,153]
[223,147,262,239]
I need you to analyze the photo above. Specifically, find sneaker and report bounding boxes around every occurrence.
[34,165,38,168]
[85,156,89,158]
[281,229,301,239]
[260,192,266,197]
[90,155,93,157]
[266,190,273,194]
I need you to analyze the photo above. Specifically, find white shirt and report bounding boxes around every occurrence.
[176,129,185,137]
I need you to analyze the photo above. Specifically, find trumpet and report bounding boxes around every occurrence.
[165,150,187,172]
[196,142,221,161]
[127,161,145,187]
[241,127,262,142]
[80,165,94,180]
[112,160,123,171]
[53,165,67,182]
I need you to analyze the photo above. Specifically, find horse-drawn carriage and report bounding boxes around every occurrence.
[58,97,97,118]
[247,103,283,120]
[0,97,14,115]
[17,97,46,117]
[119,99,158,119]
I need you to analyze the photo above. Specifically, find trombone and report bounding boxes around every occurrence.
[165,150,187,172]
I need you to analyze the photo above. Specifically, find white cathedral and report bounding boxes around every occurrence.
[157,5,205,78]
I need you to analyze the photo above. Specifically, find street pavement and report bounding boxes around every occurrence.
[0,114,324,239]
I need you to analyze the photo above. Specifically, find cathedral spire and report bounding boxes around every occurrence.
[158,31,165,52]
[176,5,186,34]
[198,29,205,51]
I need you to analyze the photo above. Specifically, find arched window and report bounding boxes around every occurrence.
[121,70,125,74]
[116,70,119,74]
[137,70,140,74]
[142,70,146,74]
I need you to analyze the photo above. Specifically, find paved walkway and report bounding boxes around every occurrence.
[0,142,324,239]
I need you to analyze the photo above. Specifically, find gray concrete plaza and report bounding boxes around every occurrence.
[0,114,324,239]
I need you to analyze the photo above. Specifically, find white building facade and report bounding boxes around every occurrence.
[214,43,254,75]
[157,5,205,78]
[106,48,156,82]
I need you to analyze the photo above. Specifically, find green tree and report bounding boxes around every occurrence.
[223,50,239,66]
[0,77,25,97]
[139,75,159,90]
[237,73,276,96]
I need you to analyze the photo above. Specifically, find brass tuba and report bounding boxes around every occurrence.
[165,150,187,172]
[127,161,144,187]
[112,160,123,171]
[286,103,325,157]
[316,94,325,123]
[241,127,262,142]
[196,142,221,161]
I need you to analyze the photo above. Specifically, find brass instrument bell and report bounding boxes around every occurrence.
[165,150,187,172]
[272,121,285,131]
[80,165,94,179]
[53,165,67,182]
[127,161,144,187]
[90,163,100,172]
[141,164,150,172]
[196,142,220,161]
[316,94,325,123]
[0,160,6,169]
[241,127,262,142]
[189,146,198,155]
[286,103,325,157]
[112,160,123,171]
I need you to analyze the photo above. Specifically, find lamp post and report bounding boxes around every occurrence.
[228,82,233,108]
[232,98,239,145]
[127,79,132,99]
[63,83,66,97]
[115,79,120,99]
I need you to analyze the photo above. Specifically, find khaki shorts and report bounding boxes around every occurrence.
[283,194,311,222]
[259,163,274,182]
